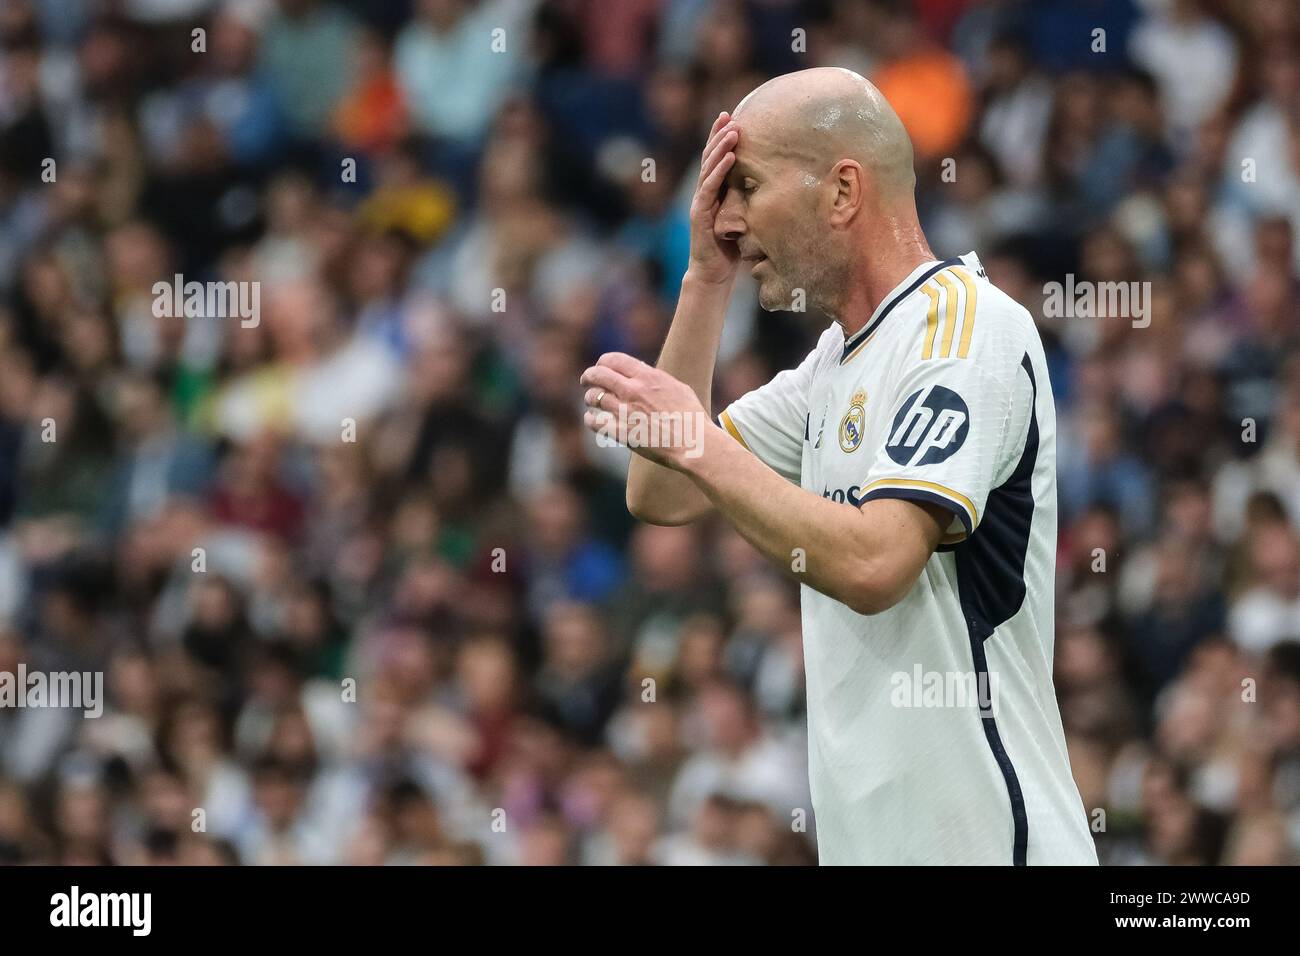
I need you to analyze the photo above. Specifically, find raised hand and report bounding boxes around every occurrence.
[581,352,712,470]
[687,111,741,286]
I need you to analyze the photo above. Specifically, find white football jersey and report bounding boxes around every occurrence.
[718,253,1097,865]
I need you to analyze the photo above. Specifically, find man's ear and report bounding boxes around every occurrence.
[828,160,864,227]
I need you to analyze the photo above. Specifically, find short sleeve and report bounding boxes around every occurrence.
[858,311,1034,541]
[718,344,822,484]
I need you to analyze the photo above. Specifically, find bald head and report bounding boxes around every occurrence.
[713,68,931,320]
[734,68,916,195]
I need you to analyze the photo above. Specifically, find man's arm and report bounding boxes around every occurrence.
[681,423,950,614]
[625,275,730,524]
[625,112,741,526]
[583,358,949,614]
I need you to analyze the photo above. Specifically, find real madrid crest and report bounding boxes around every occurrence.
[839,388,867,453]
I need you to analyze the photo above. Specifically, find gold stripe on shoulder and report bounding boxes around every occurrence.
[921,283,941,360]
[934,271,960,359]
[952,266,977,359]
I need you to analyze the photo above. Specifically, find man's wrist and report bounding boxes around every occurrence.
[681,266,737,294]
[678,422,730,483]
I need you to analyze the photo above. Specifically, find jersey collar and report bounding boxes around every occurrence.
[839,255,971,362]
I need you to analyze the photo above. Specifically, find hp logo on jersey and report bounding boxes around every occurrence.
[885,385,969,466]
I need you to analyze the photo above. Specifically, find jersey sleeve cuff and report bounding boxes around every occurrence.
[858,478,978,536]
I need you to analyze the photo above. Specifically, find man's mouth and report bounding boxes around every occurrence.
[742,252,767,272]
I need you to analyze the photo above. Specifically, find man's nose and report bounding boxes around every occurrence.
[714,189,746,243]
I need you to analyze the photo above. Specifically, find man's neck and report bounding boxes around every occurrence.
[831,220,937,338]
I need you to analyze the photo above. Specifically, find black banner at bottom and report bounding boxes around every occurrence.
[0,864,1280,941]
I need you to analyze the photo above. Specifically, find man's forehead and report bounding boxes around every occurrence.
[732,69,885,173]
[733,113,819,172]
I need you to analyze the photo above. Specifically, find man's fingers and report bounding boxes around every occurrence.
[700,118,733,160]
[579,353,658,418]
[697,117,737,177]
[699,149,736,203]
[583,408,618,434]
[697,128,738,189]
[579,361,633,398]
[697,126,737,187]
[593,352,650,378]
[701,111,731,158]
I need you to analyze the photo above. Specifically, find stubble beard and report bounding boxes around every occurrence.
[758,241,848,320]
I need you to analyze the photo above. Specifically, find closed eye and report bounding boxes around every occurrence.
[726,172,757,198]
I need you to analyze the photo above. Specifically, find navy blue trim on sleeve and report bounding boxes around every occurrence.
[859,486,974,536]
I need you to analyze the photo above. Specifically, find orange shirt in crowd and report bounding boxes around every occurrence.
[873,46,973,162]
[334,73,408,156]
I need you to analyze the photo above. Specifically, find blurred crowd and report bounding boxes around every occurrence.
[0,0,1298,866]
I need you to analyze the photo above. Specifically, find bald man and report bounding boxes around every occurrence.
[581,69,1096,865]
